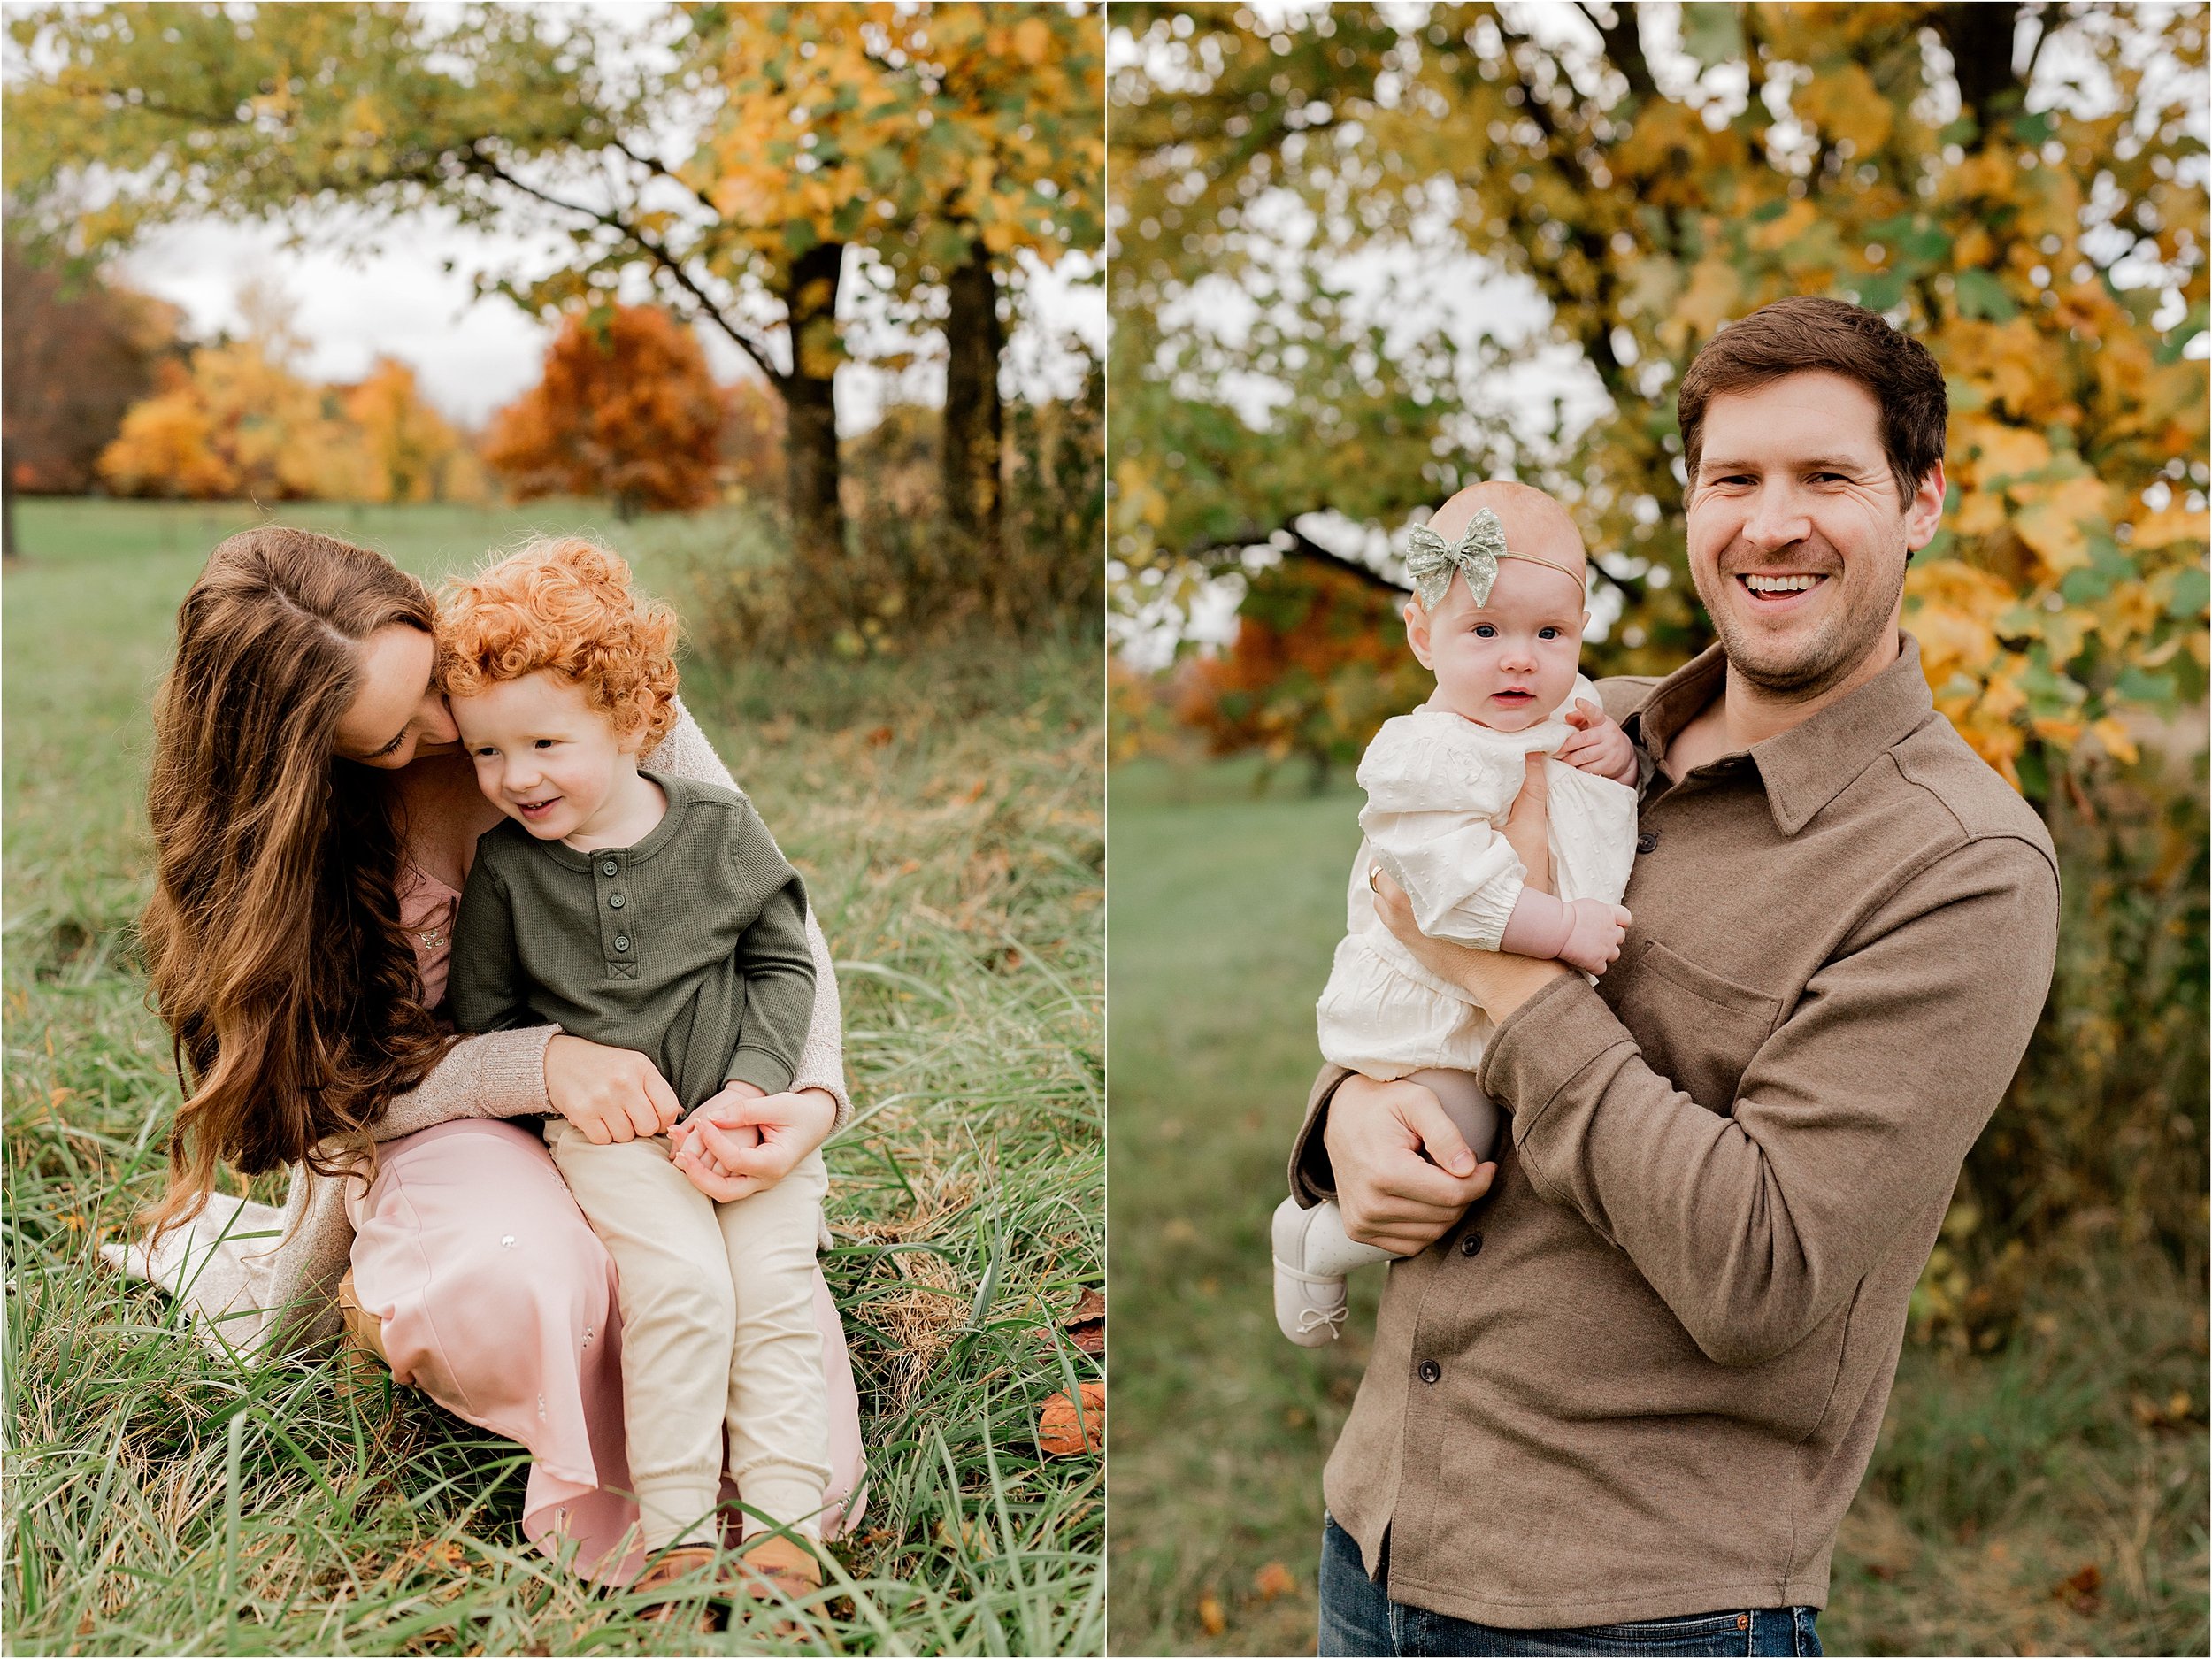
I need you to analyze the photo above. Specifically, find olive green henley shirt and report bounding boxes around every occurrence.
[449,770,816,1110]
[1290,634,2061,1629]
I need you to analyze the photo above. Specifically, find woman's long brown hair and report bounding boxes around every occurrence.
[142,526,455,1234]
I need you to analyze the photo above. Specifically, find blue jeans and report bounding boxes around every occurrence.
[1318,1516,1824,1657]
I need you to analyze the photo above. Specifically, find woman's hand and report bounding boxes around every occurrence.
[669,1087,839,1202]
[543,1034,683,1144]
[1321,1074,1495,1255]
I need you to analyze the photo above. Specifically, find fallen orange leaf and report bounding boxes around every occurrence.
[1037,1380,1105,1455]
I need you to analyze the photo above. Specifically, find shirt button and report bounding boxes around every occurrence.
[1636,831,1660,855]
[602,859,618,877]
[608,893,625,908]
[613,935,630,952]
[1417,1359,1441,1385]
[1459,1232,1484,1257]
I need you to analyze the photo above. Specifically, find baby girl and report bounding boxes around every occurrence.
[440,539,832,1617]
[1272,481,1640,1345]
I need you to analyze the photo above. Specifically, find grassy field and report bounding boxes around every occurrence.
[1104,755,2208,1658]
[3,498,1103,1655]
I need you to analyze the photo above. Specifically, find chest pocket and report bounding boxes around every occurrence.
[1606,938,1783,1114]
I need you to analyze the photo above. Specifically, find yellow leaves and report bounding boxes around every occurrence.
[1658,258,1740,354]
[2090,717,2139,766]
[1949,148,2018,202]
[1793,63,1893,156]
[1942,319,2058,420]
[1955,417,2053,489]
[2013,476,2112,576]
[1113,457,1169,534]
[1012,15,1052,65]
[1906,558,2012,681]
[1954,488,2007,538]
[2131,505,2211,551]
[1751,199,1819,253]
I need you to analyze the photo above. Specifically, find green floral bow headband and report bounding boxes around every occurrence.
[1402,507,1586,611]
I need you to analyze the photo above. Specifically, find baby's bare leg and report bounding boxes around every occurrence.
[1404,1068,1499,1167]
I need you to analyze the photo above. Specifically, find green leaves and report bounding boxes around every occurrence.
[1954,270,2020,322]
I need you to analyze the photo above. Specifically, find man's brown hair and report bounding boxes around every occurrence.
[1677,296,1947,505]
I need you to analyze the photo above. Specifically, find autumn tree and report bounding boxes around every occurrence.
[1111,3,2208,797]
[97,287,373,502]
[483,305,723,518]
[677,2,1103,566]
[342,357,488,505]
[4,2,1102,584]
[0,239,179,555]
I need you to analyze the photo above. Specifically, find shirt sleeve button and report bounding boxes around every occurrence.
[1417,1359,1441,1385]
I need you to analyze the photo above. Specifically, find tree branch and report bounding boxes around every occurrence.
[1574,2,1657,101]
[1184,523,1411,594]
[460,144,789,388]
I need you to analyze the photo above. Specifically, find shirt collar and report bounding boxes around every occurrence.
[1624,633,1939,836]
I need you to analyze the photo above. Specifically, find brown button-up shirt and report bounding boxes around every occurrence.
[1290,634,2060,1629]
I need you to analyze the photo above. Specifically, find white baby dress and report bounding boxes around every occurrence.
[1317,675,1640,1079]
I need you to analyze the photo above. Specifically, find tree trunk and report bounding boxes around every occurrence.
[780,241,847,573]
[942,245,1003,563]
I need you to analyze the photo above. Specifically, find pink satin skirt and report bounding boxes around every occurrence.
[346,1118,866,1584]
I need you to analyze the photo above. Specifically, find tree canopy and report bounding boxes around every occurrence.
[1111,2,2209,795]
[4,2,1102,572]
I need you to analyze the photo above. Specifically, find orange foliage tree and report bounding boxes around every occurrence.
[1177,549,1431,787]
[483,306,724,519]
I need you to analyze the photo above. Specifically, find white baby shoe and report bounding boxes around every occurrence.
[1271,1195,1396,1347]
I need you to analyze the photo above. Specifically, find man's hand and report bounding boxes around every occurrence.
[543,1034,683,1145]
[669,1086,839,1202]
[1322,1073,1496,1256]
[1557,699,1639,787]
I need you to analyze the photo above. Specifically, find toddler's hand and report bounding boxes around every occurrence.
[1557,700,1639,786]
[1559,898,1632,976]
[668,1079,764,1167]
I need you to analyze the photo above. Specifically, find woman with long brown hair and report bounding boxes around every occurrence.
[108,524,864,1586]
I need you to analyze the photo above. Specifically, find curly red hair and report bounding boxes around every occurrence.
[437,538,680,751]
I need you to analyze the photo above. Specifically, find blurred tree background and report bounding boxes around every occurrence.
[1107,4,2208,1654]
[3,0,1105,646]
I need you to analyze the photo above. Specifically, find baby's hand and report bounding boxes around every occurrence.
[1559,898,1632,977]
[1557,699,1639,786]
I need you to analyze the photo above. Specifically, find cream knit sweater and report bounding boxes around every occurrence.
[103,702,851,1357]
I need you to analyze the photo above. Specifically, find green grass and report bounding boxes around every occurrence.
[4,498,1103,1655]
[1104,754,2209,1658]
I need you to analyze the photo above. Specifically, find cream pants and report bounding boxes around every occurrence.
[545,1121,833,1549]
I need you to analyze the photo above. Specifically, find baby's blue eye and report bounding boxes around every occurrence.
[1472,624,1497,638]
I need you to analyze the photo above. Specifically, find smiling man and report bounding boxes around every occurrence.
[1291,297,2062,1656]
